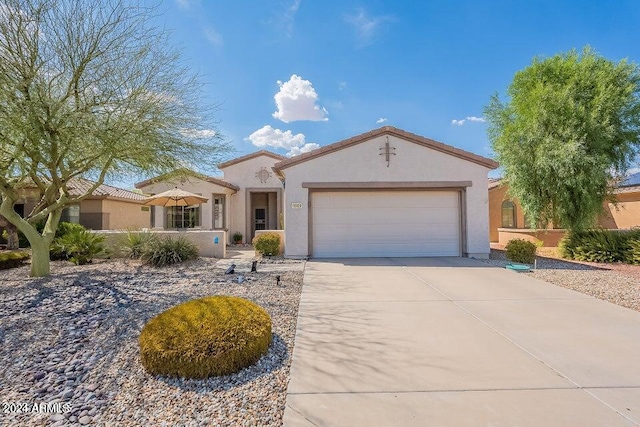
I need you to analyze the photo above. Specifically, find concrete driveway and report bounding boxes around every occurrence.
[283,258,640,427]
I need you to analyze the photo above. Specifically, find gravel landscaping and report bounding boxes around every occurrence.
[0,257,304,426]
[486,249,640,312]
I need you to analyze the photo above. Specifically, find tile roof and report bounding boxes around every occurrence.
[217,150,286,169]
[135,169,239,191]
[67,178,146,201]
[274,126,499,171]
[488,178,503,190]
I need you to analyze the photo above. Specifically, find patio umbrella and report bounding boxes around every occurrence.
[143,187,209,207]
[143,187,209,228]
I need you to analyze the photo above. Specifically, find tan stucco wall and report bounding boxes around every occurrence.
[490,185,640,243]
[101,199,150,230]
[600,192,640,229]
[497,229,566,247]
[220,155,283,243]
[280,134,493,258]
[488,185,527,242]
[137,176,235,234]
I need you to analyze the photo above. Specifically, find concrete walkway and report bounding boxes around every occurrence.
[283,258,640,426]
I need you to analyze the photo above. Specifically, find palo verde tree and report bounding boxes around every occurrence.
[0,0,229,276]
[485,47,640,231]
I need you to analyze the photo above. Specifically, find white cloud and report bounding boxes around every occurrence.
[344,8,394,47]
[287,143,321,157]
[203,26,223,46]
[338,81,347,91]
[181,128,217,138]
[246,125,317,156]
[451,116,486,126]
[272,75,328,123]
[376,118,387,124]
[283,0,301,38]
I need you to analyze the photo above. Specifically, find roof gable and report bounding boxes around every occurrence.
[135,169,239,191]
[218,150,285,169]
[274,126,498,171]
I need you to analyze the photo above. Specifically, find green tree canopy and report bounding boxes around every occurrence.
[0,0,230,276]
[485,47,640,231]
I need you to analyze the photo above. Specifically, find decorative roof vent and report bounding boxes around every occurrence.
[256,167,271,183]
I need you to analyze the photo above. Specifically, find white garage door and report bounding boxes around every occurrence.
[311,191,461,258]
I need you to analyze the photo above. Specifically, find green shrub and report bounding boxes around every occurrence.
[232,232,243,244]
[0,251,30,270]
[252,232,280,256]
[120,230,158,259]
[51,228,105,265]
[559,229,631,263]
[142,236,198,267]
[139,296,272,378]
[505,238,537,264]
[627,238,640,265]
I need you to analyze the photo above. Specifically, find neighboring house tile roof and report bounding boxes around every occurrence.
[135,169,239,191]
[217,150,286,169]
[67,178,146,201]
[488,178,502,190]
[274,126,499,171]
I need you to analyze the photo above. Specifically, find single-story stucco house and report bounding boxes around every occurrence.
[138,126,499,259]
[489,173,640,245]
[1,178,149,235]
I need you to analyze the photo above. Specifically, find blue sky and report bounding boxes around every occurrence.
[125,0,640,185]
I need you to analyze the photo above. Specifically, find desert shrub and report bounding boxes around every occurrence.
[559,229,630,263]
[142,236,198,267]
[51,228,105,265]
[139,296,272,378]
[120,230,158,259]
[505,238,537,264]
[0,251,30,270]
[627,238,640,265]
[253,232,280,256]
[232,232,243,244]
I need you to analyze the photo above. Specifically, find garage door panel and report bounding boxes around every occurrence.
[312,191,461,258]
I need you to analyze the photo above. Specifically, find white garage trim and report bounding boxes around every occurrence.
[308,188,466,258]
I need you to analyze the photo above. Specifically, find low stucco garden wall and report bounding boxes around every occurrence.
[497,228,566,247]
[94,230,226,258]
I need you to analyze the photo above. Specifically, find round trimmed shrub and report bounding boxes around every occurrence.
[139,296,272,378]
[505,238,537,264]
[253,232,280,256]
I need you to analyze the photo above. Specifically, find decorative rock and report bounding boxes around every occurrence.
[79,416,92,425]
[85,383,98,392]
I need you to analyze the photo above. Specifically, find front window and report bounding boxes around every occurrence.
[166,205,201,229]
[61,204,80,224]
[213,194,225,229]
[501,200,516,228]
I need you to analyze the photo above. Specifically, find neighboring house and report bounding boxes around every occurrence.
[139,126,498,258]
[489,173,640,244]
[135,151,285,243]
[2,178,149,232]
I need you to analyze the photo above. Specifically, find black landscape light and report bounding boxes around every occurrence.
[225,263,236,275]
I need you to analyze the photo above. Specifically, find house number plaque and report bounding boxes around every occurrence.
[291,202,303,209]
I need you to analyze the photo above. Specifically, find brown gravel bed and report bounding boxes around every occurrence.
[0,258,304,426]
[488,249,640,312]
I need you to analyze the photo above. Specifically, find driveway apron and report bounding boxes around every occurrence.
[283,257,640,427]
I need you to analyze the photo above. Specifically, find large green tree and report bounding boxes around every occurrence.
[485,47,640,231]
[0,0,229,276]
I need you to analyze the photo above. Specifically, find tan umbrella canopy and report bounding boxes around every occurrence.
[143,187,209,207]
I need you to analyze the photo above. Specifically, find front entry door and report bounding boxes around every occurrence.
[253,207,267,237]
